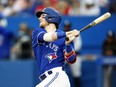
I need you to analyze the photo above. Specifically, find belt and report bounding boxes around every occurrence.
[39,70,53,81]
[39,67,64,81]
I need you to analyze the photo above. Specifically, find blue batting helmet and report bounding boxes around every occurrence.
[36,7,62,25]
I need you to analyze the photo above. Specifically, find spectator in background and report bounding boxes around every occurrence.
[35,0,57,13]
[80,0,100,16]
[11,22,33,60]
[1,0,16,17]
[63,20,82,87]
[102,30,116,87]
[14,0,37,16]
[35,0,51,12]
[97,0,109,7]
[102,30,116,56]
[68,0,81,16]
[1,0,37,17]
[56,0,69,15]
[12,0,36,16]
[109,1,116,13]
[0,15,15,60]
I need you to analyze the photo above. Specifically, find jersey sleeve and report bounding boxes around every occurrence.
[32,28,45,47]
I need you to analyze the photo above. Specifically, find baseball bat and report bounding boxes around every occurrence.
[65,12,111,41]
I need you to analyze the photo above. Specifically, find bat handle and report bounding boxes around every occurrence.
[65,30,80,41]
[65,23,92,41]
[65,37,69,41]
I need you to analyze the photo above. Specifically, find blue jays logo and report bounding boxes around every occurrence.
[45,53,57,63]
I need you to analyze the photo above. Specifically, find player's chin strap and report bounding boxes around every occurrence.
[64,44,76,64]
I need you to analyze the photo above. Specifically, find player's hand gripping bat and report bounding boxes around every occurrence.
[65,12,111,41]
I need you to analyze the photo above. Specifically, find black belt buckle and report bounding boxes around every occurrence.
[48,70,52,75]
[39,74,46,81]
[39,70,53,81]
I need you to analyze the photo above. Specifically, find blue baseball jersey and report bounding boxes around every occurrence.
[32,28,68,75]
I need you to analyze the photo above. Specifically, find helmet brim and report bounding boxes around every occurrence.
[36,11,44,18]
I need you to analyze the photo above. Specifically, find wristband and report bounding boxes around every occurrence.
[65,44,73,53]
[57,32,66,39]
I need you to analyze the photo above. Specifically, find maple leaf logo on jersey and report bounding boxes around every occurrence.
[45,53,57,63]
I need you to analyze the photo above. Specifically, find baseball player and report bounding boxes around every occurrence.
[32,7,80,87]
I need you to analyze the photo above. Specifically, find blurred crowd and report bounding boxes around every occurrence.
[0,15,34,60]
[0,0,116,17]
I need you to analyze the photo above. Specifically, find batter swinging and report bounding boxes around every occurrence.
[32,7,80,87]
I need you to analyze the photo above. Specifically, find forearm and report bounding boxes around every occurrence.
[43,32,66,42]
[43,29,79,42]
[64,44,76,64]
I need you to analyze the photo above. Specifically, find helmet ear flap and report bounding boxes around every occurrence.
[45,15,53,23]
[47,16,52,21]
[45,15,61,24]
